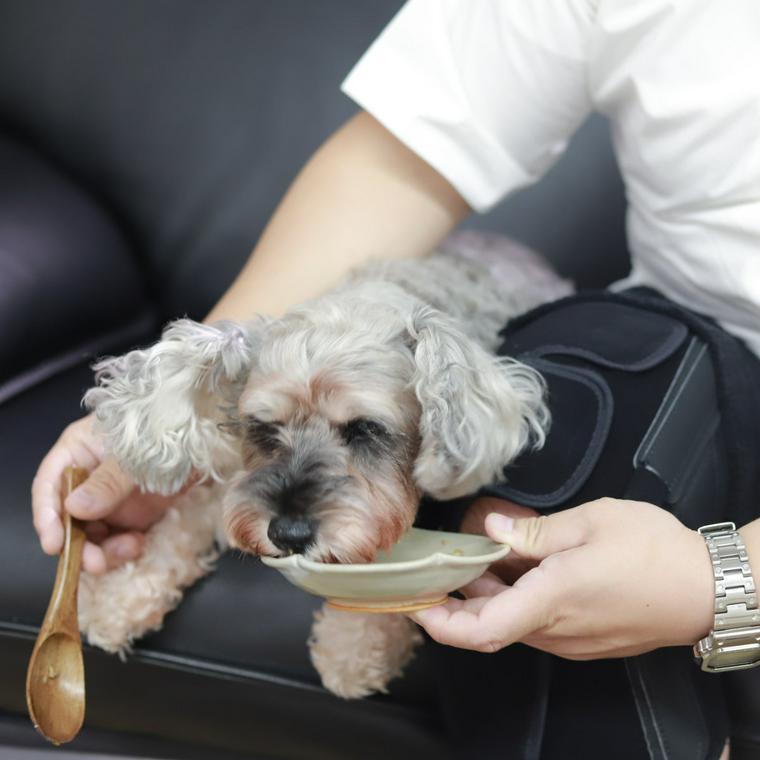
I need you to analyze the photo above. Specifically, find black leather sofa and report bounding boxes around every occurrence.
[0,2,635,758]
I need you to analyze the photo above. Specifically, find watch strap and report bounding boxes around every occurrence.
[694,522,760,672]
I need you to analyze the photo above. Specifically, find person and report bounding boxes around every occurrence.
[31,1,759,756]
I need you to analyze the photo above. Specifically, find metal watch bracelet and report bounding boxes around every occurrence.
[694,522,760,672]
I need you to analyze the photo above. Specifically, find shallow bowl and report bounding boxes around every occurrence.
[260,528,510,613]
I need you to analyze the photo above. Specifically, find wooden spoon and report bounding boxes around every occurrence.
[26,465,88,745]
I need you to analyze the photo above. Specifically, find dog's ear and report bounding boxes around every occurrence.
[406,306,548,500]
[84,318,264,494]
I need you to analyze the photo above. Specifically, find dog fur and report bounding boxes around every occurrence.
[78,231,572,698]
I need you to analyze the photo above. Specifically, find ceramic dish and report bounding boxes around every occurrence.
[261,527,510,613]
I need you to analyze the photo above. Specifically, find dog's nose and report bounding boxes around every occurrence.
[267,516,316,554]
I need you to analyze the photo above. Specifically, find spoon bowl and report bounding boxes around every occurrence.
[27,633,85,744]
[26,466,88,745]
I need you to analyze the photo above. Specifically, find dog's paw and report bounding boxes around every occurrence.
[78,566,181,656]
[78,485,223,654]
[309,606,423,699]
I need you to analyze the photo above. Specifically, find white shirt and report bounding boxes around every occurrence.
[341,0,760,357]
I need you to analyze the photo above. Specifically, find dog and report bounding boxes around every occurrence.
[78,231,572,698]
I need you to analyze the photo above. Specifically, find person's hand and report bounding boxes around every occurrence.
[459,497,544,585]
[410,497,715,659]
[32,414,176,575]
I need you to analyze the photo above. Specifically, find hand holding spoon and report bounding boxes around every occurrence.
[26,465,88,744]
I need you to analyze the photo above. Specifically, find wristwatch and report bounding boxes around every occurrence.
[694,522,760,672]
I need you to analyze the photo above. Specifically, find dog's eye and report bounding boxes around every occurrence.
[341,418,388,445]
[246,417,281,452]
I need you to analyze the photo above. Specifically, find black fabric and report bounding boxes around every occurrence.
[625,649,729,760]
[724,667,760,760]
[542,658,649,760]
[494,359,615,508]
[486,289,760,530]
[485,296,693,514]
[424,642,649,760]
[429,643,551,760]
[499,300,689,372]
[622,288,760,530]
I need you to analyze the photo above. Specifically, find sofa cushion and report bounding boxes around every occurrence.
[0,1,405,322]
[0,135,154,402]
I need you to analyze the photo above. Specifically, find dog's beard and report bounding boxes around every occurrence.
[222,466,420,563]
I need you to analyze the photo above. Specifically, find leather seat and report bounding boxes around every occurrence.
[0,2,631,757]
[0,136,154,402]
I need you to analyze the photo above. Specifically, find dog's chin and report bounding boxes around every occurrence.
[224,533,383,564]
[221,512,377,562]
[307,514,412,565]
[236,519,408,564]
[223,491,416,563]
[305,542,379,565]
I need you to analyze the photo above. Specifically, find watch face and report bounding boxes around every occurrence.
[706,641,760,671]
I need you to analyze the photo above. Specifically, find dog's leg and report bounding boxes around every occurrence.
[309,604,423,699]
[78,483,225,655]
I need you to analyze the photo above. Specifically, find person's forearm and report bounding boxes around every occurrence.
[205,111,470,323]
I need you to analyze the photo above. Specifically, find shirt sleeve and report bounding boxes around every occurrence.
[341,0,597,213]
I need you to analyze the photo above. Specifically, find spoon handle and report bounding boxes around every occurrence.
[40,467,88,638]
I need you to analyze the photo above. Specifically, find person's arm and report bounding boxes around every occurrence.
[206,110,469,321]
[32,110,470,573]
